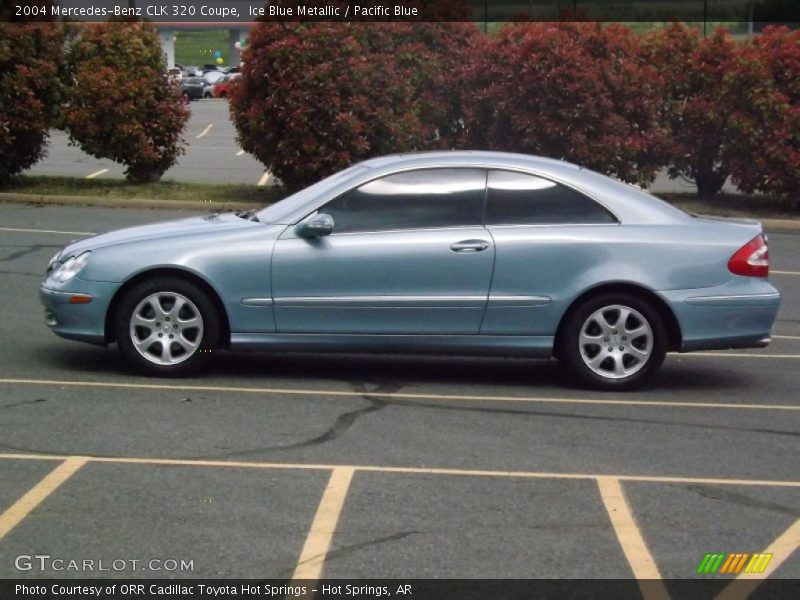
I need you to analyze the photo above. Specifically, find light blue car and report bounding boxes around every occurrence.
[40,152,780,390]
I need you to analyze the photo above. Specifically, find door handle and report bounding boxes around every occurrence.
[450,239,491,253]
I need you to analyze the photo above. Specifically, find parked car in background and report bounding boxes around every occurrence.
[177,64,202,77]
[39,152,780,390]
[180,76,205,100]
[203,70,224,85]
[213,73,240,98]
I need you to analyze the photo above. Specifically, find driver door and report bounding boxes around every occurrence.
[271,168,495,334]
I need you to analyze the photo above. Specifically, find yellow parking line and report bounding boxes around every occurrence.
[597,477,670,600]
[257,171,271,186]
[772,270,800,276]
[291,467,355,581]
[0,227,95,236]
[0,457,87,540]
[689,352,800,359]
[1,378,798,412]
[773,335,800,340]
[196,124,213,138]
[0,453,799,488]
[85,168,108,179]
[716,517,800,599]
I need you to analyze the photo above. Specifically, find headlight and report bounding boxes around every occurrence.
[47,250,63,273]
[51,251,91,283]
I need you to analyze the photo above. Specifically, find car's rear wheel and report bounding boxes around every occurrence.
[114,277,220,377]
[560,293,667,391]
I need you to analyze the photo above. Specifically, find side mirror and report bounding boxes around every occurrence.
[295,213,334,238]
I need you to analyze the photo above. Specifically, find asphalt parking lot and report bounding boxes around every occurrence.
[0,203,799,595]
[24,100,733,195]
[25,101,270,186]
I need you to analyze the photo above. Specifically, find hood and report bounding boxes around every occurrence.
[58,213,257,259]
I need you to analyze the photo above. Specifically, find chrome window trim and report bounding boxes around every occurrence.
[487,223,621,229]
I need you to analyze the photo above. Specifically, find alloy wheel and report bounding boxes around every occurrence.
[578,304,653,380]
[128,292,204,365]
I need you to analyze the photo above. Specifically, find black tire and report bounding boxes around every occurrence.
[114,277,221,377]
[560,292,667,391]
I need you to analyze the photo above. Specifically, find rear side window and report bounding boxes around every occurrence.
[486,170,617,225]
[322,168,486,234]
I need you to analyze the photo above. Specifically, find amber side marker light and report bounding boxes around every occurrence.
[68,295,93,304]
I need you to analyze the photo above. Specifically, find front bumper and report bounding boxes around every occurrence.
[39,279,120,345]
[658,280,781,352]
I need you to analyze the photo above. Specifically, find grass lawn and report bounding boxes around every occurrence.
[174,30,235,69]
[1,176,284,206]
[659,193,799,220]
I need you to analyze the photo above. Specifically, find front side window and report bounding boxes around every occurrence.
[322,168,486,234]
[486,170,617,226]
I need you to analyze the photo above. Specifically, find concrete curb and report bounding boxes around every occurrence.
[1,192,799,231]
[0,192,262,211]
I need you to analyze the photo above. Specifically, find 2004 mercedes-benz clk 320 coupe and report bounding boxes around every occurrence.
[40,151,780,390]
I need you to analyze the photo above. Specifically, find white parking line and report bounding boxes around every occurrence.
[0,227,95,236]
[774,335,800,340]
[772,270,800,276]
[257,171,271,186]
[85,169,108,179]
[236,149,245,156]
[196,124,213,139]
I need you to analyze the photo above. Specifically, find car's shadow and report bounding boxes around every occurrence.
[36,343,750,393]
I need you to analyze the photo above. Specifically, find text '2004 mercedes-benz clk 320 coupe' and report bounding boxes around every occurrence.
[40,152,780,390]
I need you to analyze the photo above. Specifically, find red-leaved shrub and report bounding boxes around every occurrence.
[0,22,66,183]
[230,22,480,191]
[643,23,785,197]
[460,22,666,185]
[62,22,189,182]
[730,26,800,200]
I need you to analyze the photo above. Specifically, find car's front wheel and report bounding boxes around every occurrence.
[560,293,667,391]
[114,277,220,377]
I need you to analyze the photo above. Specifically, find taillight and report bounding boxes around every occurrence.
[728,234,769,277]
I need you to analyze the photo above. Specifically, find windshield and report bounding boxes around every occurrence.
[256,164,371,223]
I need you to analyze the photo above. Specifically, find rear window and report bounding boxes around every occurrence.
[486,170,617,225]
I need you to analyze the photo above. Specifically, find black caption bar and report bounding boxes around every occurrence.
[2,579,800,599]
[3,0,799,23]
